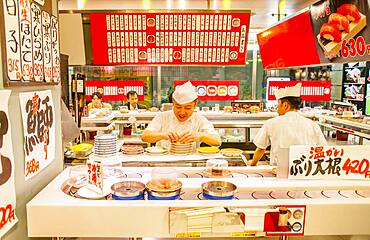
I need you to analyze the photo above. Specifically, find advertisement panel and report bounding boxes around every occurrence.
[174,80,239,101]
[85,80,145,101]
[289,145,370,180]
[310,0,370,63]
[19,90,56,181]
[267,81,332,101]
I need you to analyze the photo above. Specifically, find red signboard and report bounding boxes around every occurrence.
[257,11,320,69]
[85,80,145,101]
[90,11,250,65]
[174,80,239,101]
[267,81,331,101]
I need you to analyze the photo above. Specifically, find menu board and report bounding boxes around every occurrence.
[85,80,145,101]
[289,145,370,180]
[90,11,250,65]
[19,90,56,181]
[0,0,60,86]
[267,80,332,102]
[342,62,366,112]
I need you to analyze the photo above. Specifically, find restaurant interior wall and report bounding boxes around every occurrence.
[0,1,64,239]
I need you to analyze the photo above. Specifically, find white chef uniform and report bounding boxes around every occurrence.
[253,83,328,166]
[145,81,218,147]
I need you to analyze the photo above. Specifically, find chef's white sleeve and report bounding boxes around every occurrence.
[253,124,270,149]
[199,116,219,135]
[313,123,328,146]
[145,114,162,132]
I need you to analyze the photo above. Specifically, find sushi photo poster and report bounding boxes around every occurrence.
[19,90,56,181]
[0,90,18,237]
[310,0,370,63]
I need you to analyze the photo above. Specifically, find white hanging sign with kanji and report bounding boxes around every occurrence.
[289,145,370,180]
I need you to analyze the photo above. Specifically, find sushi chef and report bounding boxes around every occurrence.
[141,81,221,147]
[251,83,327,166]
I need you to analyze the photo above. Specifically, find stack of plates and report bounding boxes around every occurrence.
[197,146,220,155]
[170,143,193,155]
[94,134,117,157]
[145,147,168,155]
[121,145,144,155]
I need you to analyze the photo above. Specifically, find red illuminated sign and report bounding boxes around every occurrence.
[257,11,320,69]
[90,11,250,65]
[85,80,145,101]
[267,81,331,101]
[174,80,239,100]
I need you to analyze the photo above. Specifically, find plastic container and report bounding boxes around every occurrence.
[206,159,228,176]
[151,168,178,190]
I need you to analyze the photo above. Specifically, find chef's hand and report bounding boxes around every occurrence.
[178,132,201,144]
[167,132,181,143]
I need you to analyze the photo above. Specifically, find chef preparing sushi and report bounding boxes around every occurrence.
[250,83,328,166]
[141,81,221,147]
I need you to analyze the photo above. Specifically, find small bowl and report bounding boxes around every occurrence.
[111,181,145,200]
[202,181,237,200]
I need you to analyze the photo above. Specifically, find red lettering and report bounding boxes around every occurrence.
[342,158,370,178]
[0,204,16,229]
[25,159,40,176]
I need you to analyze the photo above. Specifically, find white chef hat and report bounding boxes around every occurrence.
[173,81,198,104]
[275,83,302,100]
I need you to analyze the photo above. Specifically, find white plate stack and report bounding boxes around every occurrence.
[170,143,193,155]
[94,134,117,157]
[121,145,145,155]
[145,147,168,155]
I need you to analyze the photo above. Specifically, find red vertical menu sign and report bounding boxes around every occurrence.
[90,11,250,65]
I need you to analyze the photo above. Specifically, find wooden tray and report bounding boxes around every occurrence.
[317,13,366,56]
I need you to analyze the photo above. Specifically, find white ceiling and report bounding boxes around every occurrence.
[58,0,318,29]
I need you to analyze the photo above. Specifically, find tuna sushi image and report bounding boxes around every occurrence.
[316,2,366,60]
[319,23,342,42]
[328,13,350,32]
[337,4,361,22]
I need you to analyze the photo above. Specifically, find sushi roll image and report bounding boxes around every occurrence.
[319,23,342,42]
[337,4,361,22]
[328,13,350,33]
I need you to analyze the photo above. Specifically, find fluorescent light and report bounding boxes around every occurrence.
[167,0,172,9]
[179,0,186,9]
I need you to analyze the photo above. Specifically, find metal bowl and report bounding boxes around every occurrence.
[146,180,182,200]
[202,181,237,199]
[111,181,145,200]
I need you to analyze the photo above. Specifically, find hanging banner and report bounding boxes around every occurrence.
[85,80,145,101]
[0,0,60,85]
[19,90,55,181]
[310,0,370,63]
[289,145,370,180]
[90,11,250,65]
[0,90,18,237]
[267,80,332,101]
[174,80,239,101]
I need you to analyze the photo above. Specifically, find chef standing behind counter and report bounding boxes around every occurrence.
[141,81,221,147]
[251,83,327,166]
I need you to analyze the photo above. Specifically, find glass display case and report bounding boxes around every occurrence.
[216,127,247,143]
